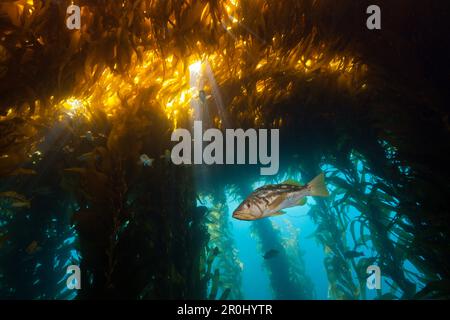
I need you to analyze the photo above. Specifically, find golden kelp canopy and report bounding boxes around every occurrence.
[0,0,365,126]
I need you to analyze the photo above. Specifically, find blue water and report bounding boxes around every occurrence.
[229,197,328,299]
[50,163,424,300]
[220,186,423,300]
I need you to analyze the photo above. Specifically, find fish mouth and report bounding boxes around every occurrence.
[232,211,254,221]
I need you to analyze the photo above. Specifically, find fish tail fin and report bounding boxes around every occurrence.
[307,172,329,197]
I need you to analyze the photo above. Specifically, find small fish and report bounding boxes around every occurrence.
[81,131,94,142]
[343,250,365,259]
[232,173,329,221]
[198,90,212,104]
[138,154,154,167]
[26,240,41,254]
[11,200,31,208]
[263,249,279,260]
[63,145,75,153]
[9,168,36,176]
[159,149,171,162]
[77,152,96,162]
[0,191,31,209]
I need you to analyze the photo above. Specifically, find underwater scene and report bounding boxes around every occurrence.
[0,0,449,300]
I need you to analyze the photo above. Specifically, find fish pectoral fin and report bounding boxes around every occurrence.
[268,194,286,211]
[282,179,303,187]
[269,210,286,217]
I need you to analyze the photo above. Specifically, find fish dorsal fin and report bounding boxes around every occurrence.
[269,210,286,217]
[282,179,303,187]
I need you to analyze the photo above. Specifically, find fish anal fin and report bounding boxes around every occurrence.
[297,197,307,206]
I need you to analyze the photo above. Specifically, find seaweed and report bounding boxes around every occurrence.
[200,190,244,300]
[231,183,315,300]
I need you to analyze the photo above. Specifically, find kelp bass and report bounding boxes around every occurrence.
[232,173,329,221]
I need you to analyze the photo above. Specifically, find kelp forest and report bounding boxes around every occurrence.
[0,0,449,300]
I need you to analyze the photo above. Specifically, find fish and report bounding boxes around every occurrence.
[198,90,212,104]
[9,168,36,176]
[263,249,279,260]
[138,154,154,167]
[81,131,94,142]
[63,145,75,153]
[343,250,365,259]
[159,149,171,162]
[0,191,31,209]
[232,172,329,221]
[77,152,97,162]
[11,200,31,208]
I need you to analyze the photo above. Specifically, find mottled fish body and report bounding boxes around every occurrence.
[139,154,154,167]
[233,173,329,221]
